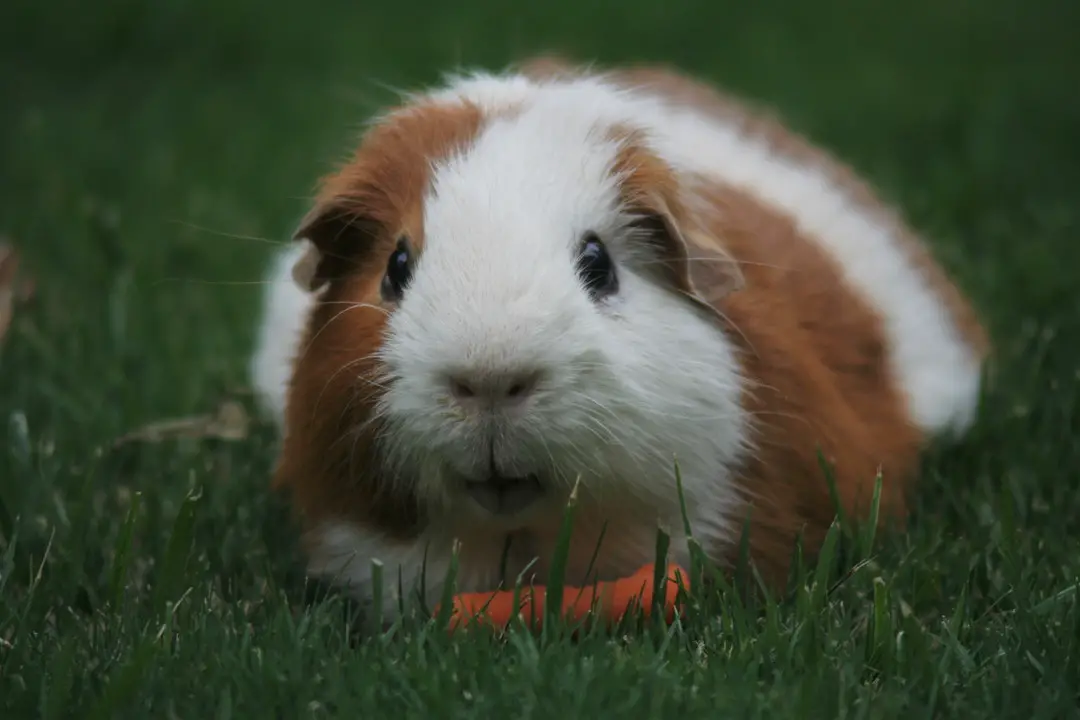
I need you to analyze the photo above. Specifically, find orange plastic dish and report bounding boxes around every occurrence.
[441,562,690,632]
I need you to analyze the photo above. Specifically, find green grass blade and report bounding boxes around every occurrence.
[109,491,142,608]
[368,558,385,635]
[809,519,840,615]
[817,449,848,535]
[858,471,883,561]
[435,539,461,629]
[151,486,200,616]
[651,524,671,626]
[544,477,581,636]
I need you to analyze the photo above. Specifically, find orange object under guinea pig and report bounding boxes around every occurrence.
[442,563,689,631]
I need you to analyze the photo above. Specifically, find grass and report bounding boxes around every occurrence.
[2,0,1079,716]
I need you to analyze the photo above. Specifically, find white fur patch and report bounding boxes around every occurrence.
[250,242,316,427]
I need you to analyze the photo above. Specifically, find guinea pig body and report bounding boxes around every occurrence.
[251,56,987,612]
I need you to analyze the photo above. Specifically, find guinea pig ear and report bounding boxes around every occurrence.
[290,238,322,293]
[289,201,378,293]
[630,192,745,314]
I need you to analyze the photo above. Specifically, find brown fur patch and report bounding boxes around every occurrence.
[702,181,923,584]
[274,99,485,542]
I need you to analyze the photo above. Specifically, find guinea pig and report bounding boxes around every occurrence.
[249,55,988,615]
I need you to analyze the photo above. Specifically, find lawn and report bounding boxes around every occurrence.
[2,0,1079,716]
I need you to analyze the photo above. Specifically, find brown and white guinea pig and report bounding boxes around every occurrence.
[249,55,989,613]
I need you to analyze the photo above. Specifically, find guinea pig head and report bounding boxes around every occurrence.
[274,95,749,550]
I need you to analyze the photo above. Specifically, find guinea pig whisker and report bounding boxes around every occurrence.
[167,219,376,271]
[574,414,619,448]
[295,302,389,371]
[526,414,605,481]
[527,420,563,480]
[153,277,281,288]
[324,403,383,454]
[668,287,761,360]
[319,301,392,315]
[746,408,813,430]
[564,406,629,469]
[588,405,687,473]
[635,402,744,423]
[331,385,384,439]
[171,221,394,287]
[573,393,622,427]
[312,355,386,418]
[167,220,293,248]
[577,414,622,452]
[661,255,796,272]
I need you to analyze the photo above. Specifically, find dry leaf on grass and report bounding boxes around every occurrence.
[112,399,251,447]
[0,239,35,346]
[17,276,35,303]
[0,241,21,345]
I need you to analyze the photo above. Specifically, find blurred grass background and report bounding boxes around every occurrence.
[1,0,1079,717]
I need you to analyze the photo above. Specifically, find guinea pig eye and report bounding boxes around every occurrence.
[381,237,413,302]
[576,232,618,300]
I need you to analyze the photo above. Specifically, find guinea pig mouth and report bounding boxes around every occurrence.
[465,474,544,516]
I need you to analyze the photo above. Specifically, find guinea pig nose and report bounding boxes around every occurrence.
[447,368,544,405]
